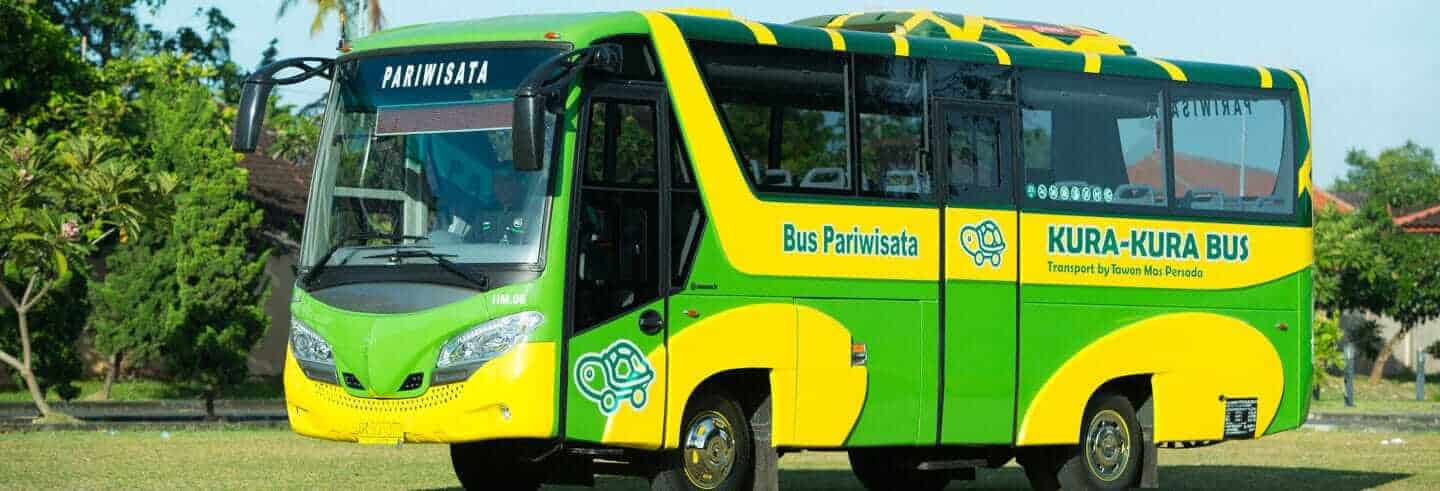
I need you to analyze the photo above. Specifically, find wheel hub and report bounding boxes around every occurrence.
[682,411,736,489]
[1084,409,1131,482]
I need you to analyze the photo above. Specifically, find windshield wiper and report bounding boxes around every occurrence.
[363,249,489,291]
[301,232,430,286]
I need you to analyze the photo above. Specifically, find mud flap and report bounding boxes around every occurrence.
[1138,397,1159,488]
[751,396,779,491]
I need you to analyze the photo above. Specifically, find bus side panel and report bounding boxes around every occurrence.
[941,280,1018,444]
[797,298,934,447]
[1015,294,1301,445]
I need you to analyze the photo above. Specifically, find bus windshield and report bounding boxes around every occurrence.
[302,47,561,273]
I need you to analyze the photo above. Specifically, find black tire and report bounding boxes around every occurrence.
[1056,392,1144,490]
[847,449,952,491]
[1017,447,1062,491]
[651,391,754,491]
[450,440,543,491]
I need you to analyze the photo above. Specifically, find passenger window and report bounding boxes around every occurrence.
[1170,91,1293,215]
[856,56,928,199]
[1020,73,1166,209]
[692,41,850,194]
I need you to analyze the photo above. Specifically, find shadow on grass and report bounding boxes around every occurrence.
[420,465,1411,490]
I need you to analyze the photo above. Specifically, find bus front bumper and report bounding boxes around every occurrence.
[283,341,557,444]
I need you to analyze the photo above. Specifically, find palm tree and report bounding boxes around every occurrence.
[276,0,385,40]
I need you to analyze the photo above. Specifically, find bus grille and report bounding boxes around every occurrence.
[311,381,466,413]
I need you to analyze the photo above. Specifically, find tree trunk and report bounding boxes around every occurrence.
[204,389,217,421]
[15,307,54,419]
[101,351,123,401]
[18,364,54,419]
[1368,324,1410,384]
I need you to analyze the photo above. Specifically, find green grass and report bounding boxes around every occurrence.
[0,428,1435,489]
[1312,373,1440,414]
[0,377,283,403]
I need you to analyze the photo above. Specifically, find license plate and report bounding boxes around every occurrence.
[356,421,403,445]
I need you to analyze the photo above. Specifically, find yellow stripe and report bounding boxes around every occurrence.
[739,19,777,45]
[956,15,986,40]
[1255,66,1274,89]
[1146,57,1188,82]
[901,11,928,31]
[1279,68,1312,198]
[980,41,1011,66]
[891,33,910,56]
[1083,52,1101,74]
[823,28,846,51]
[826,12,861,28]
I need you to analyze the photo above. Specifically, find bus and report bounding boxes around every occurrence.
[231,8,1313,491]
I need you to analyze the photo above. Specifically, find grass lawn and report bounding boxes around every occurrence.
[1312,373,1440,414]
[1,428,1435,489]
[0,377,283,403]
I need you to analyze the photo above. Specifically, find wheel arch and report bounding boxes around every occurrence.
[1016,312,1284,445]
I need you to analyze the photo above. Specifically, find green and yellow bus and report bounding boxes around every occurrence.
[232,8,1313,490]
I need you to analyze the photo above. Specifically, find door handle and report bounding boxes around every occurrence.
[638,309,663,335]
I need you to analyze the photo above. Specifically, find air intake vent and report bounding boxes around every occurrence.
[342,372,364,390]
[400,373,424,391]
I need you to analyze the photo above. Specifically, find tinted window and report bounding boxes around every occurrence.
[576,98,663,328]
[931,61,1013,101]
[1021,73,1166,209]
[584,100,658,187]
[692,42,850,194]
[856,56,928,199]
[1171,89,1293,215]
[945,112,1009,200]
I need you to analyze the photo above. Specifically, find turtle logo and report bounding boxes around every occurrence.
[574,339,655,416]
[959,219,1006,268]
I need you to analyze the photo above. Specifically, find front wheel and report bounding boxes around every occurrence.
[651,391,754,490]
[450,440,544,491]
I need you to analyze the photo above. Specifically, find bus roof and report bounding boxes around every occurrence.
[348,9,1302,91]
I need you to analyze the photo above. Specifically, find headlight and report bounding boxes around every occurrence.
[433,311,543,384]
[290,319,338,384]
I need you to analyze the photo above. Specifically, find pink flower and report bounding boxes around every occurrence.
[60,221,80,241]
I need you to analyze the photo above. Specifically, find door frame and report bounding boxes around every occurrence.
[558,80,674,443]
[930,98,1023,443]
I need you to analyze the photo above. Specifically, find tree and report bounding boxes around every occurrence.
[1329,142,1440,383]
[141,79,270,418]
[0,2,97,122]
[0,130,157,420]
[277,0,385,40]
[1311,205,1388,384]
[87,238,173,399]
[1,274,89,402]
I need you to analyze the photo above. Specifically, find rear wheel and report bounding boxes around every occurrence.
[651,391,754,490]
[847,449,952,491]
[1020,392,1143,490]
[450,440,544,491]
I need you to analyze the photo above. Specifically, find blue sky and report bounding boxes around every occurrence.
[145,1,1439,187]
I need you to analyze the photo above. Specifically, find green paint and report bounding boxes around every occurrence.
[943,280,1017,444]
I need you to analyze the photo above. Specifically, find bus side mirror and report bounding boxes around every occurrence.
[512,44,624,172]
[512,90,546,171]
[232,80,275,153]
[230,57,335,153]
